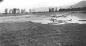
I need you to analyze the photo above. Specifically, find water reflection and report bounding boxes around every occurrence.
[0,13,86,25]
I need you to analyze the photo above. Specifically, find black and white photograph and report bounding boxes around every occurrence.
[0,0,86,46]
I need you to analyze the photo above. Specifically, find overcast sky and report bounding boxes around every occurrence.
[0,0,83,12]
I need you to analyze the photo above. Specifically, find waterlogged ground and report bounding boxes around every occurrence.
[0,12,86,24]
[0,15,52,24]
[0,12,86,46]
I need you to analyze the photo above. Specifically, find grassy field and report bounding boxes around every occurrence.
[0,11,86,46]
[0,21,86,46]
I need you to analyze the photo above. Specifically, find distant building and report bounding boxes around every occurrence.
[49,7,60,12]
[29,7,60,13]
[21,9,29,14]
[29,7,49,13]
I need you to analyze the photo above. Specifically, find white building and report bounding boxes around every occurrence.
[29,7,60,13]
[30,7,49,12]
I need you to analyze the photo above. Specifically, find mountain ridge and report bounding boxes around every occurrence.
[70,1,86,8]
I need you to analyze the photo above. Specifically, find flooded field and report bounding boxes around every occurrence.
[0,12,86,25]
[0,12,86,46]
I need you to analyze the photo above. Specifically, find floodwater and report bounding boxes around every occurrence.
[0,12,86,25]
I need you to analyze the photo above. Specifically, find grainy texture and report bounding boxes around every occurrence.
[0,22,86,46]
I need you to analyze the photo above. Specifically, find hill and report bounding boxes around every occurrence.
[71,1,86,8]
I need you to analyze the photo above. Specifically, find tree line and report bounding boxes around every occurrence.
[59,7,86,12]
